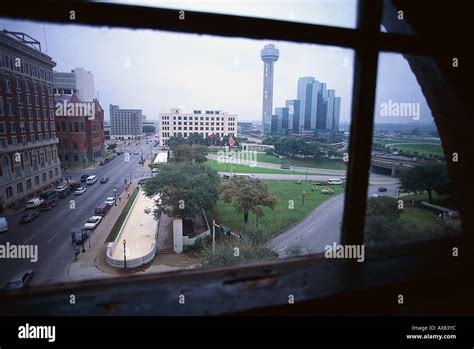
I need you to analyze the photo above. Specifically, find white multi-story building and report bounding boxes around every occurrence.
[158,108,237,146]
[110,104,143,140]
[53,67,95,101]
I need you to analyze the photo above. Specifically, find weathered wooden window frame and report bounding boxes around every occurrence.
[0,0,471,315]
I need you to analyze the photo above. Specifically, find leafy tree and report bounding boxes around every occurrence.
[172,144,208,163]
[400,164,451,203]
[166,135,186,149]
[187,132,206,145]
[143,162,220,218]
[219,176,277,226]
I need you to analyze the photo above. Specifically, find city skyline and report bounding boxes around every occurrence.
[1,2,433,125]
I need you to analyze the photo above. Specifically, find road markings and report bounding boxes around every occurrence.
[47,231,59,244]
[23,233,37,245]
[307,227,314,233]
[276,246,289,253]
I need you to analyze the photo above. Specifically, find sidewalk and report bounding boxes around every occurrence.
[61,181,139,282]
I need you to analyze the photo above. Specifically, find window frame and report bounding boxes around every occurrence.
[0,0,469,315]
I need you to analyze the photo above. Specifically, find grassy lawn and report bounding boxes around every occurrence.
[106,188,139,243]
[211,150,347,170]
[399,206,445,237]
[391,143,444,158]
[401,192,457,210]
[205,159,308,175]
[215,180,345,235]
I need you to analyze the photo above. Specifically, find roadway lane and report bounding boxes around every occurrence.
[0,139,154,287]
[270,183,399,257]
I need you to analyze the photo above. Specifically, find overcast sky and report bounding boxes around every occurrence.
[0,0,433,124]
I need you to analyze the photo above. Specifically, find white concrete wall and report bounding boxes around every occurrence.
[173,219,183,254]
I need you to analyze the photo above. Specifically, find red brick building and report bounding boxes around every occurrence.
[55,94,105,167]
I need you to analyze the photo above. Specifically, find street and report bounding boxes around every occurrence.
[270,183,400,257]
[0,139,154,287]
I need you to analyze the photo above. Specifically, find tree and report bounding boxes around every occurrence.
[187,132,206,145]
[143,162,220,218]
[166,135,186,149]
[219,176,277,227]
[400,164,451,203]
[172,144,207,163]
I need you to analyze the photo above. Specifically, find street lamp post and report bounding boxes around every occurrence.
[123,239,127,269]
[113,188,117,206]
[302,190,306,206]
[305,167,308,181]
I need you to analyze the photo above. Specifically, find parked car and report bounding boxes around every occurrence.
[105,197,116,206]
[280,164,291,169]
[84,216,103,230]
[99,161,105,166]
[74,187,87,195]
[69,182,81,191]
[322,188,335,194]
[95,202,111,216]
[25,198,44,209]
[39,199,59,211]
[378,187,388,192]
[100,177,109,184]
[139,159,145,164]
[80,174,90,183]
[71,228,88,244]
[59,188,71,198]
[20,211,39,224]
[0,216,8,233]
[370,193,379,198]
[3,269,34,290]
[55,185,68,192]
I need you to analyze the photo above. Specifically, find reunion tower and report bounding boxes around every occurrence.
[261,44,279,135]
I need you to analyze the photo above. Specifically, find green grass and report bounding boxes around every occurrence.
[105,150,114,158]
[211,150,347,170]
[391,143,444,158]
[215,180,345,235]
[106,188,140,243]
[205,159,308,175]
[399,206,445,236]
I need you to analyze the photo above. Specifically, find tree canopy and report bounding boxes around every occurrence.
[143,162,220,219]
[172,144,208,163]
[400,163,451,203]
[219,176,277,226]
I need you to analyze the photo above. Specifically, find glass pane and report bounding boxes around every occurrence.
[0,17,353,299]
[100,0,357,28]
[363,52,461,246]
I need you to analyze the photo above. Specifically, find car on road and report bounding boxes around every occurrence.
[105,197,116,206]
[322,188,335,194]
[84,216,103,230]
[3,269,34,290]
[86,175,98,185]
[25,198,44,209]
[74,187,87,195]
[20,211,39,224]
[69,182,81,191]
[55,185,68,192]
[0,216,8,233]
[280,164,291,169]
[139,159,145,164]
[80,174,90,183]
[378,187,388,192]
[71,228,88,244]
[370,193,379,198]
[133,152,140,155]
[100,177,109,184]
[39,198,59,211]
[95,202,111,216]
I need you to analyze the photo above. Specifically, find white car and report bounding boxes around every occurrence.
[370,193,379,198]
[84,216,102,230]
[25,198,44,209]
[105,197,116,206]
[75,187,87,195]
[55,185,68,192]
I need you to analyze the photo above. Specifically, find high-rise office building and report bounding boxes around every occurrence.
[110,104,143,140]
[285,99,300,133]
[261,44,279,135]
[297,76,314,131]
[0,30,61,210]
[53,68,95,102]
[272,107,289,134]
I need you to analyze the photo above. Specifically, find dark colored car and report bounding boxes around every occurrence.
[139,159,145,164]
[99,161,105,166]
[81,175,90,182]
[39,199,59,211]
[280,164,291,170]
[69,182,81,191]
[20,211,39,223]
[100,177,109,184]
[378,187,388,192]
